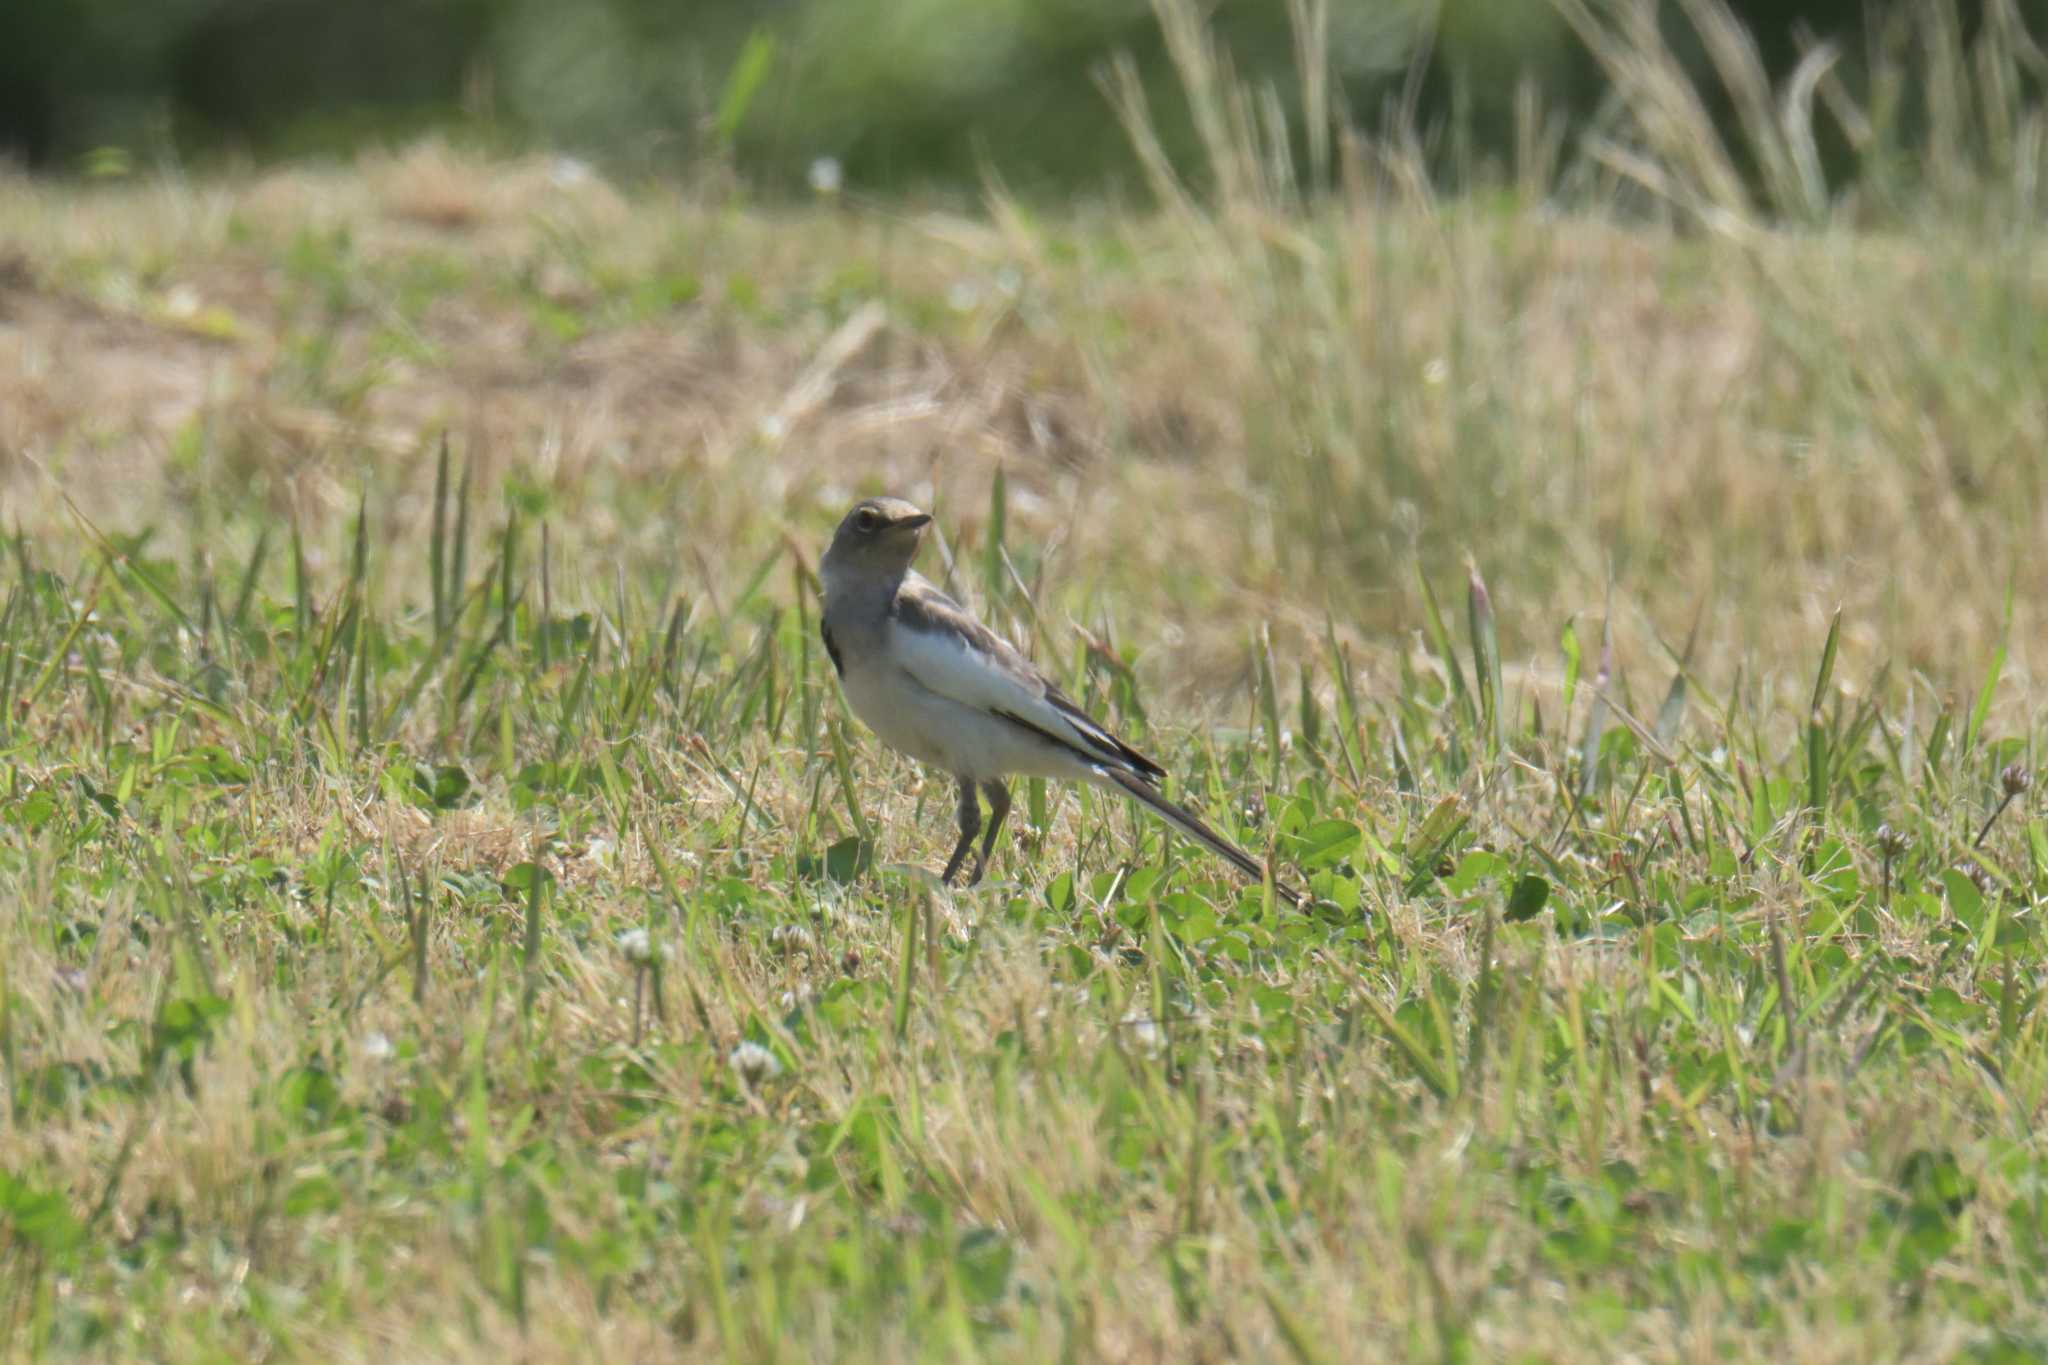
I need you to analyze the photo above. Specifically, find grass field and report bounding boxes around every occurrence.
[5,10,2048,1357]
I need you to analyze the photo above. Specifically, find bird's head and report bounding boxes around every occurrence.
[821,496,932,587]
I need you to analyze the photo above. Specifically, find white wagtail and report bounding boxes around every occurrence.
[819,496,1300,905]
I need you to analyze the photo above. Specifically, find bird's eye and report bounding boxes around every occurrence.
[855,508,880,532]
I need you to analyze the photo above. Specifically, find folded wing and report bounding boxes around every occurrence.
[889,577,1164,780]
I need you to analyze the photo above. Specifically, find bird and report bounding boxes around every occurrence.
[817,495,1300,905]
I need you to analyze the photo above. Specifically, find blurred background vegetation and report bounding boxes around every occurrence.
[5,0,2001,198]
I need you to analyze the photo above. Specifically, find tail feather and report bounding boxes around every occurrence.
[1099,767,1302,907]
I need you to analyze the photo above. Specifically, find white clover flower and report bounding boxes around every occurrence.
[728,1041,782,1086]
[1119,1011,1165,1057]
[767,923,813,956]
[617,927,670,965]
[807,156,843,196]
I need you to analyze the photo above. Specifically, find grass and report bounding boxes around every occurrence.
[3,4,2048,1358]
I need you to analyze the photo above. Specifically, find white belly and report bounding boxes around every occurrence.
[838,657,1092,782]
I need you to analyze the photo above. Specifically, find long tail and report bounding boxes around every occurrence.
[1098,767,1302,907]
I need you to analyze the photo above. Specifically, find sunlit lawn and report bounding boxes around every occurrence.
[1,125,2047,1360]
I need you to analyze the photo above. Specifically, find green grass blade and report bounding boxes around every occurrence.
[290,512,310,641]
[1258,626,1283,789]
[894,887,920,1041]
[1559,616,1581,716]
[715,28,777,146]
[828,713,872,845]
[1805,608,1841,814]
[984,464,1007,610]
[348,489,369,601]
[229,526,268,636]
[499,509,519,648]
[452,456,473,627]
[520,862,550,1021]
[1358,990,1454,1102]
[538,520,553,673]
[1964,610,2008,759]
[430,434,451,637]
[1466,557,1504,758]
[1418,566,1475,737]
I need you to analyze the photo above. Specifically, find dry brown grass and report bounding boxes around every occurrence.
[2,143,2040,723]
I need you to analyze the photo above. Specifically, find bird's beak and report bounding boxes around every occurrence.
[894,513,932,532]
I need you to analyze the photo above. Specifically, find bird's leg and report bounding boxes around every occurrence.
[940,777,981,885]
[970,780,1010,886]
